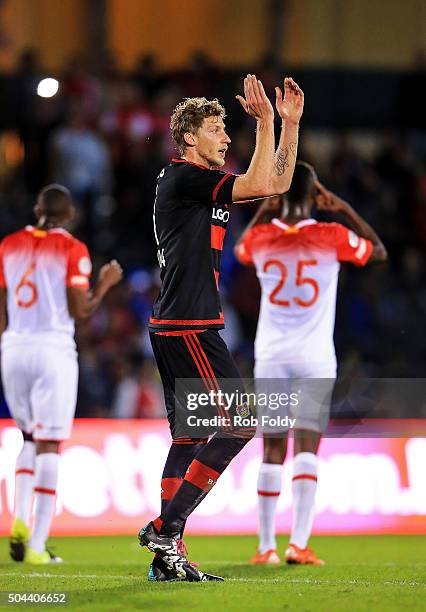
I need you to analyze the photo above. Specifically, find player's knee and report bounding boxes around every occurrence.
[294,429,321,455]
[36,440,60,454]
[263,438,287,464]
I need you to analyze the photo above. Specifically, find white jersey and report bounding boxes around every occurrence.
[236,219,372,365]
[0,225,92,349]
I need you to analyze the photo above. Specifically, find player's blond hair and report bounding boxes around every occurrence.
[170,97,226,155]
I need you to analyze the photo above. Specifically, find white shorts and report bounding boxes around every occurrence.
[1,343,78,441]
[254,361,337,434]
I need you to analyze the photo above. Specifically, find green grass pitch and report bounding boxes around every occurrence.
[0,535,425,611]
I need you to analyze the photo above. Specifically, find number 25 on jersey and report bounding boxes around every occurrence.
[263,259,319,308]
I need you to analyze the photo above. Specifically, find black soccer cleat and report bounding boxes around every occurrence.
[148,555,184,582]
[148,554,224,582]
[139,522,224,582]
[139,521,196,580]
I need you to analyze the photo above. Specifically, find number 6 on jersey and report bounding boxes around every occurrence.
[15,263,37,308]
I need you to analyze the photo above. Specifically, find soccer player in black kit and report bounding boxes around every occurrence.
[139,74,304,581]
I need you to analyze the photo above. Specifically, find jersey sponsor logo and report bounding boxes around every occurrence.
[348,230,360,248]
[78,257,92,275]
[212,208,230,223]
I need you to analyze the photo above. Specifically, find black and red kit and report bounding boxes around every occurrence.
[149,159,237,331]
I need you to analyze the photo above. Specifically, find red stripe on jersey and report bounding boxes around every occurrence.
[161,477,182,500]
[155,329,207,336]
[34,487,56,495]
[258,490,280,497]
[211,225,226,251]
[149,317,224,326]
[184,459,220,492]
[213,173,232,201]
[16,468,34,476]
[171,158,210,170]
[292,474,318,482]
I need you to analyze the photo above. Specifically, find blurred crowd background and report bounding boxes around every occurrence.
[0,1,425,419]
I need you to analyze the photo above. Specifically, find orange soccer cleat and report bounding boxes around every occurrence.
[250,549,281,565]
[285,543,325,566]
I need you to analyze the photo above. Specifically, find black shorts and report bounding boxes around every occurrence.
[150,329,249,440]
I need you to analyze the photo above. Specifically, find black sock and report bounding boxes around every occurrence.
[160,438,207,538]
[158,432,253,536]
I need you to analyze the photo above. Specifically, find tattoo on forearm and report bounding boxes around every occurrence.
[275,147,289,176]
[274,141,297,176]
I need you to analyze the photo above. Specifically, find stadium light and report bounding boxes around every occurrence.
[37,77,59,98]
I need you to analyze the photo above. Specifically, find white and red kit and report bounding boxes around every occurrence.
[236,219,373,431]
[0,226,92,440]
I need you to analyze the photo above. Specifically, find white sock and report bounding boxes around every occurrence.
[29,453,59,553]
[290,452,318,549]
[257,463,283,553]
[14,440,36,526]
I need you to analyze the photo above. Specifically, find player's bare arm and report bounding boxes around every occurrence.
[0,287,6,335]
[232,75,276,200]
[273,78,304,192]
[315,181,388,263]
[67,260,123,321]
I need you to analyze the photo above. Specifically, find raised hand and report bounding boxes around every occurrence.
[99,259,123,287]
[236,74,274,121]
[275,77,304,125]
[315,180,347,212]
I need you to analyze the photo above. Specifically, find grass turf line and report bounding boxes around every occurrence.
[0,535,425,611]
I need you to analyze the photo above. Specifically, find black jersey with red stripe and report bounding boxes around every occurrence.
[149,159,237,331]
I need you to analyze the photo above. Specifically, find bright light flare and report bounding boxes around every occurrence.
[37,78,59,98]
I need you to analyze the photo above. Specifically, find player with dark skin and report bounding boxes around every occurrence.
[0,187,122,462]
[239,162,387,466]
[236,162,387,565]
